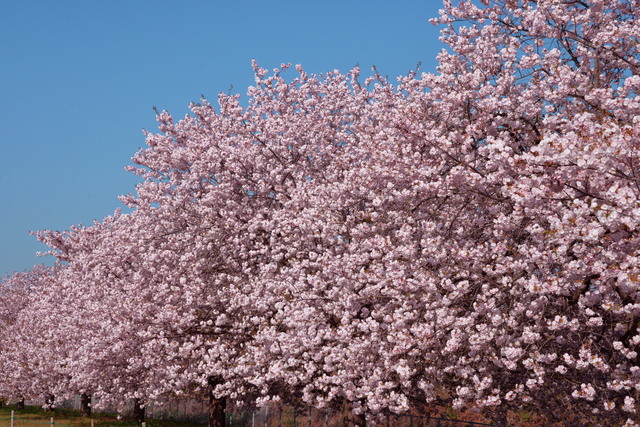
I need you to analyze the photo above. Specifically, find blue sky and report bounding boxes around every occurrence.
[0,0,445,277]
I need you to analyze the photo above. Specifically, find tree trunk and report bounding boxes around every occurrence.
[133,398,145,423]
[17,398,25,410]
[492,407,508,427]
[44,394,55,412]
[342,400,366,427]
[208,376,226,427]
[80,393,91,417]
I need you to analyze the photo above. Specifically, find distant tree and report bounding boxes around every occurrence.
[0,266,63,405]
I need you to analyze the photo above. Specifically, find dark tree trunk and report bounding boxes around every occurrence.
[80,393,91,417]
[492,407,508,427]
[17,398,25,410]
[44,394,55,412]
[133,398,145,423]
[342,400,366,426]
[0,397,3,408]
[208,376,226,427]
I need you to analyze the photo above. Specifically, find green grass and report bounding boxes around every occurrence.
[516,410,533,423]
[0,405,207,427]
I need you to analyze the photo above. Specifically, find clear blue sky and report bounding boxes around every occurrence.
[0,0,445,277]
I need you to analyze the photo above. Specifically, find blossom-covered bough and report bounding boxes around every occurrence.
[4,1,640,426]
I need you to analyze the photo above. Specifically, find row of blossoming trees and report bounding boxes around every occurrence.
[2,1,640,425]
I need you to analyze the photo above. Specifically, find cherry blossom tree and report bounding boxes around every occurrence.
[0,265,66,407]
[16,1,640,426]
[38,63,401,425]
[409,1,640,425]
[0,267,41,404]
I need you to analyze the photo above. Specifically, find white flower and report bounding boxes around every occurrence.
[623,396,636,413]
